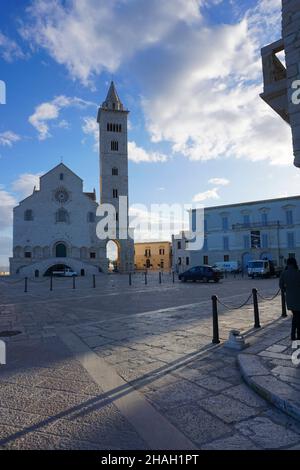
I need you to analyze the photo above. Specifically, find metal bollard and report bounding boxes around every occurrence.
[159,271,162,284]
[212,295,220,344]
[24,277,28,293]
[93,274,96,288]
[50,275,53,291]
[129,272,132,286]
[281,289,287,318]
[252,288,261,328]
[145,271,147,285]
[72,276,76,290]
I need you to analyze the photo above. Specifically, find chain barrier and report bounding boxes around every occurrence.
[216,292,253,310]
[256,288,281,302]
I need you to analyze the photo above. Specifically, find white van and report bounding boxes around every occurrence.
[213,261,240,273]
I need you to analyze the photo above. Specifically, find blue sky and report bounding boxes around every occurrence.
[0,0,299,266]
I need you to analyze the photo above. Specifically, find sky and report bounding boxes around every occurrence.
[0,0,299,267]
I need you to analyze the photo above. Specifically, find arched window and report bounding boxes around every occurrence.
[111,141,118,151]
[24,209,33,221]
[56,208,69,223]
[112,167,118,176]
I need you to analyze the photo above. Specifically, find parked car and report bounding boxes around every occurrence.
[179,265,223,283]
[52,269,78,277]
[247,260,282,278]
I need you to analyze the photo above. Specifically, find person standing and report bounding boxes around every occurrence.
[279,257,300,341]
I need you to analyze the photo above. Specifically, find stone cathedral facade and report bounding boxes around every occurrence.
[9,82,134,276]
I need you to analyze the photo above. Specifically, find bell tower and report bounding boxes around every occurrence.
[97,82,134,272]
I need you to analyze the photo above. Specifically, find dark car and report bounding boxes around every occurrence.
[178,265,222,283]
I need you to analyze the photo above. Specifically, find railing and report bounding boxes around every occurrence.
[232,220,280,230]
[211,287,287,344]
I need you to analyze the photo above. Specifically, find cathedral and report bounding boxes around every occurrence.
[9,82,134,276]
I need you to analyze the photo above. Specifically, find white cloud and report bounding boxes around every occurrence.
[29,95,96,140]
[0,31,25,62]
[128,141,168,163]
[82,116,98,150]
[21,0,291,166]
[12,173,42,198]
[21,0,203,85]
[0,190,17,229]
[193,188,220,202]
[0,131,21,147]
[208,177,230,186]
[141,1,292,166]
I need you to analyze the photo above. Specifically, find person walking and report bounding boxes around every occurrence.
[279,257,300,341]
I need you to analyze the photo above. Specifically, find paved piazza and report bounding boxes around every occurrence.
[1,273,300,449]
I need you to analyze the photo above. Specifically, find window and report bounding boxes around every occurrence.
[24,209,33,221]
[145,248,151,257]
[288,253,296,259]
[56,208,68,223]
[88,212,95,223]
[186,257,190,266]
[113,189,118,198]
[90,252,96,259]
[203,255,209,265]
[262,233,268,248]
[223,236,229,251]
[178,257,182,265]
[177,241,181,250]
[25,252,31,258]
[261,213,268,225]
[243,214,250,226]
[160,260,164,269]
[111,141,119,151]
[287,232,295,249]
[116,212,119,222]
[243,235,250,249]
[286,210,294,225]
[146,259,151,268]
[224,255,229,262]
[159,248,165,255]
[251,230,261,249]
[112,167,118,176]
[107,123,122,133]
[222,217,229,231]
[60,173,64,181]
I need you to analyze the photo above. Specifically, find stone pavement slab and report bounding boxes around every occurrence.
[238,317,300,423]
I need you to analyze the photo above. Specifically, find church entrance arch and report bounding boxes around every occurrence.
[106,240,120,272]
[55,242,67,258]
[44,264,72,276]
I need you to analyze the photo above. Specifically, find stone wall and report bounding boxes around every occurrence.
[282,0,300,167]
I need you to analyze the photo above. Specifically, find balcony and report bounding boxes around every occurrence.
[232,221,280,231]
[260,39,289,124]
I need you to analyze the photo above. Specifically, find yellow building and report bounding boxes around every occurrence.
[134,241,172,272]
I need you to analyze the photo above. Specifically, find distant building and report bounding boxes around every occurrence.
[134,241,172,271]
[172,195,300,273]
